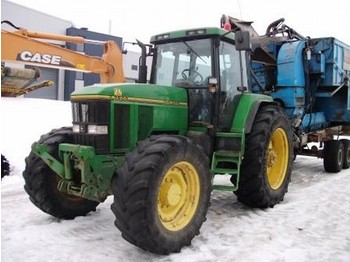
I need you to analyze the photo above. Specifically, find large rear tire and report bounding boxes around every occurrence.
[111,135,211,254]
[323,140,344,173]
[233,105,293,208]
[23,127,99,219]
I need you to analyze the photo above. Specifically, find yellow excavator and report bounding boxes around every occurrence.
[1,21,125,178]
[1,20,125,97]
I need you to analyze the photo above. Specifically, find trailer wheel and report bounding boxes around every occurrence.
[323,140,344,173]
[23,127,99,219]
[111,135,211,254]
[340,139,350,169]
[1,154,10,179]
[233,105,293,208]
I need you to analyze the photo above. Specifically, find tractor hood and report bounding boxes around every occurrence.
[70,83,187,106]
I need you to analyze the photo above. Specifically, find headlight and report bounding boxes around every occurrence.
[87,125,108,135]
[72,124,80,133]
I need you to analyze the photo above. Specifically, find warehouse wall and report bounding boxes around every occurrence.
[1,0,73,34]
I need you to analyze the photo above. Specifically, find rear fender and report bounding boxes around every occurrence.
[231,93,276,133]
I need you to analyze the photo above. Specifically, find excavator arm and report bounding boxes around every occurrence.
[1,29,124,83]
[1,26,124,96]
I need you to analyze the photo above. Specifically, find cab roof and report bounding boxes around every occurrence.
[150,27,235,44]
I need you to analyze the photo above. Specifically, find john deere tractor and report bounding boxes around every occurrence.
[23,18,294,254]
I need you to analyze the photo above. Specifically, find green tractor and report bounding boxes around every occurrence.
[23,21,292,254]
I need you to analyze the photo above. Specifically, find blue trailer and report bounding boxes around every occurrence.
[232,17,350,172]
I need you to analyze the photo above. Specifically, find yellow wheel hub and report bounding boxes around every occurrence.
[266,128,289,190]
[157,161,200,231]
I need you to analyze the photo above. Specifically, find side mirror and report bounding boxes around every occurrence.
[235,31,251,51]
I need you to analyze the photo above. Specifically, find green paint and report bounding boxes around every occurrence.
[231,93,273,131]
[71,83,188,105]
[150,27,235,43]
[210,93,273,191]
[31,143,65,178]
[57,143,124,202]
[211,130,245,191]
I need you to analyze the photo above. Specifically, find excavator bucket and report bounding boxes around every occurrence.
[1,66,53,97]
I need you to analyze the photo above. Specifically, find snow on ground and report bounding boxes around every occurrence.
[1,97,350,262]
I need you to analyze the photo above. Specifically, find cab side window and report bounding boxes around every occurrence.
[218,42,247,130]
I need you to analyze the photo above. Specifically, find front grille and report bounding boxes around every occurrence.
[72,101,109,123]
[72,100,110,154]
[114,104,130,148]
[138,106,153,140]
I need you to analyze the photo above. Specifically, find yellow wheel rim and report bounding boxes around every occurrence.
[266,128,289,190]
[157,161,200,231]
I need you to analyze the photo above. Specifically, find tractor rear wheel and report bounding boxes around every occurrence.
[323,140,344,173]
[111,135,211,254]
[233,105,293,208]
[23,127,99,219]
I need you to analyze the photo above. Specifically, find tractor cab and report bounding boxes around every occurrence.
[150,28,247,131]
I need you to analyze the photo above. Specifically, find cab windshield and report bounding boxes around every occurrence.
[152,39,212,88]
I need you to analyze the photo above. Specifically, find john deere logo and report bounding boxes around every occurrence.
[114,88,122,97]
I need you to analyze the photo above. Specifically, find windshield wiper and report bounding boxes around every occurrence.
[182,41,207,64]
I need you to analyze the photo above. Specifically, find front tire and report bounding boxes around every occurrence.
[234,105,293,208]
[23,127,99,219]
[111,135,211,254]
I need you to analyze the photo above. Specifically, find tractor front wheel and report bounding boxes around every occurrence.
[23,127,99,219]
[233,105,293,208]
[111,135,211,254]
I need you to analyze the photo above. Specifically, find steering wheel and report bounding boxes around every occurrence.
[181,69,204,84]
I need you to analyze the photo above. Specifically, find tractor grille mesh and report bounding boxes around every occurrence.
[138,106,153,140]
[114,104,130,148]
[72,100,110,154]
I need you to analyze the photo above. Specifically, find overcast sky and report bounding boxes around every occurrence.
[6,0,350,46]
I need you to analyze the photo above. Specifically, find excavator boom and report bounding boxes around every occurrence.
[1,29,124,83]
[1,26,124,96]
